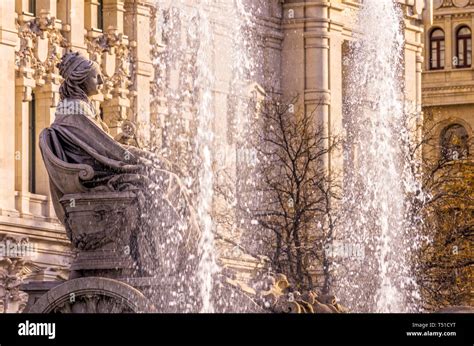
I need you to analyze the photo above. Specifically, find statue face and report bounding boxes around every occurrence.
[83,63,104,96]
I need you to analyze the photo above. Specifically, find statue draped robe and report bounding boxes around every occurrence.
[40,98,199,281]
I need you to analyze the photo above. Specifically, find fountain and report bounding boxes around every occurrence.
[335,0,421,313]
[151,0,261,312]
[20,0,439,314]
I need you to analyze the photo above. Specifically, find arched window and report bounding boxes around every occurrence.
[456,26,472,68]
[440,124,469,161]
[430,28,445,70]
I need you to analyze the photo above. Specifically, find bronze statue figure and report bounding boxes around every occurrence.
[38,52,200,307]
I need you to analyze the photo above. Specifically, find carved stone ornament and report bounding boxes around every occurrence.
[15,13,67,83]
[434,0,474,8]
[0,257,30,313]
[85,27,133,101]
[250,273,349,314]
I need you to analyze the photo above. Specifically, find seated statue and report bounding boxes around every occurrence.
[40,52,200,286]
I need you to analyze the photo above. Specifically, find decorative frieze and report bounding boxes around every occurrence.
[85,27,132,101]
[434,0,474,9]
[15,12,66,86]
[0,233,41,313]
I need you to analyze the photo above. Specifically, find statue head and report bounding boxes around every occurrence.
[57,51,104,101]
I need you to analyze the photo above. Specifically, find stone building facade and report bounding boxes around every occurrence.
[423,0,474,154]
[0,0,155,312]
[0,0,445,312]
[421,0,473,308]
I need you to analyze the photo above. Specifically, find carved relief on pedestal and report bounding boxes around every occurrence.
[51,294,134,313]
[59,192,140,275]
[28,277,153,313]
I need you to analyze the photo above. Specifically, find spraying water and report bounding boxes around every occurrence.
[152,0,258,312]
[335,0,420,313]
[194,0,219,313]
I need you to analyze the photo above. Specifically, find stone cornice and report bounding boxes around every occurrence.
[423,84,474,91]
[422,84,474,105]
[0,216,69,244]
[434,11,474,19]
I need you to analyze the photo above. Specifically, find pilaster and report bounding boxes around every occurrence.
[34,83,59,219]
[36,0,57,17]
[445,15,452,69]
[103,0,125,33]
[124,0,154,145]
[14,79,35,215]
[303,1,330,172]
[0,0,19,213]
[58,0,87,53]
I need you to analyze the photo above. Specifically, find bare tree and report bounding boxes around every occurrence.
[405,109,473,311]
[249,96,341,292]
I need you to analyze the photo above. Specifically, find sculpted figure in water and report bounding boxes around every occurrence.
[40,52,199,294]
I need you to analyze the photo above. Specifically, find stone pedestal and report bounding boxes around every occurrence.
[21,190,156,313]
[24,277,153,313]
[59,192,139,278]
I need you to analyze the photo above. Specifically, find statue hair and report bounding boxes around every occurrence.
[57,51,95,101]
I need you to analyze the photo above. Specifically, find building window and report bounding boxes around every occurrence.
[456,26,472,68]
[28,94,36,194]
[430,28,445,70]
[28,0,36,15]
[440,124,469,161]
[97,0,104,31]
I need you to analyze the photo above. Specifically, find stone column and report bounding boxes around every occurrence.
[36,0,57,17]
[327,18,344,177]
[103,0,125,32]
[98,0,127,138]
[304,1,330,172]
[124,0,154,145]
[445,15,452,69]
[416,31,423,113]
[14,79,35,215]
[281,1,330,170]
[0,0,19,213]
[34,84,60,218]
[416,30,424,151]
[281,3,305,101]
[261,2,283,97]
[58,0,87,53]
